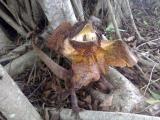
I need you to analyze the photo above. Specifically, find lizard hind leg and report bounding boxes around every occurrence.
[70,89,83,113]
[70,88,83,120]
[95,74,114,94]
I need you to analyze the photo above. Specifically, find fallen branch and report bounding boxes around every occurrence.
[0,64,42,120]
[47,108,160,120]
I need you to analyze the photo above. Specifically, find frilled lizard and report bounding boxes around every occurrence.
[45,21,138,112]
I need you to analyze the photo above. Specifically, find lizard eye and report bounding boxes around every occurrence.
[83,35,87,41]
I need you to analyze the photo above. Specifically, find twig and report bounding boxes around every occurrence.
[137,55,160,90]
[28,78,46,99]
[106,0,122,40]
[141,78,160,90]
[144,64,156,95]
[136,37,160,49]
[149,54,160,64]
[137,54,160,70]
[135,64,145,76]
[27,61,36,84]
[135,104,153,114]
[142,55,156,63]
